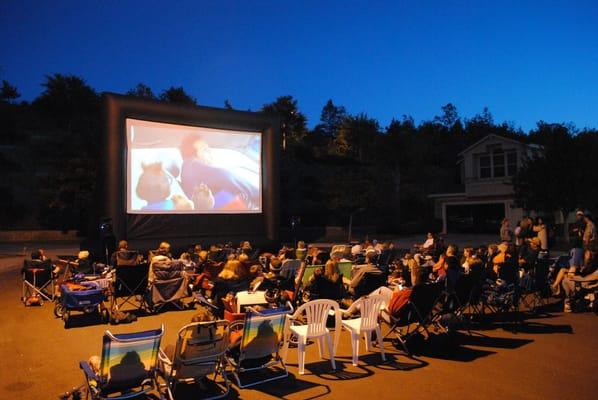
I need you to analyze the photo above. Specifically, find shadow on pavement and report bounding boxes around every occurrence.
[247,373,331,400]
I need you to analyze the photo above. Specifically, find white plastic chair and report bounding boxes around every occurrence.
[341,294,386,366]
[282,299,341,374]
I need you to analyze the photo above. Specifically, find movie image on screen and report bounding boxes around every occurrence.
[127,118,262,214]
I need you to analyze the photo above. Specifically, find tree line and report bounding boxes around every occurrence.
[1,74,597,236]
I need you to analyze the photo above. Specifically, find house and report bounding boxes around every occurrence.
[429,134,541,233]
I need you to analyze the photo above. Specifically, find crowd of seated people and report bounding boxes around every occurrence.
[43,218,596,321]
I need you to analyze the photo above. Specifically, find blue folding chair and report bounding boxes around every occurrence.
[80,325,165,399]
[225,307,290,388]
[159,320,230,400]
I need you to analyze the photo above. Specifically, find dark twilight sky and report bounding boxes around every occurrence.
[1,0,597,132]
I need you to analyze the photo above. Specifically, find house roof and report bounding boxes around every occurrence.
[457,134,536,157]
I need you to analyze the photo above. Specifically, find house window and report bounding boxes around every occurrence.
[479,149,517,178]
[507,151,517,176]
[493,148,505,177]
[480,155,491,178]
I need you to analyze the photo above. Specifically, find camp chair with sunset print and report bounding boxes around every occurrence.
[225,307,291,388]
[158,320,230,400]
[79,325,165,399]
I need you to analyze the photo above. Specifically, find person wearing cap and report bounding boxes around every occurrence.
[348,247,383,298]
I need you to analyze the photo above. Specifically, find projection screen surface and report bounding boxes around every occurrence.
[126,118,262,214]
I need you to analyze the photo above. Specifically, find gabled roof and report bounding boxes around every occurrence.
[457,134,534,157]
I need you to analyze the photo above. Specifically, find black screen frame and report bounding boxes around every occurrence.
[101,93,279,246]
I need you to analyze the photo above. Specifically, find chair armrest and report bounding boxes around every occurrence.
[79,361,99,382]
[158,348,172,366]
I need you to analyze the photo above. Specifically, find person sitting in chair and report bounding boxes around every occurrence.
[306,259,343,300]
[73,251,93,275]
[149,242,173,283]
[23,249,59,276]
[348,247,383,298]
[111,240,142,267]
[492,242,517,285]
[415,232,435,253]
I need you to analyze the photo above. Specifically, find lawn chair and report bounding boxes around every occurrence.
[146,261,189,313]
[282,299,341,375]
[80,325,165,400]
[159,320,229,400]
[340,294,386,366]
[294,264,322,304]
[520,258,551,313]
[226,307,290,388]
[279,259,302,280]
[112,263,150,315]
[337,261,353,281]
[381,282,443,354]
[21,259,56,305]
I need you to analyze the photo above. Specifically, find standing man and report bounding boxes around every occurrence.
[569,210,586,272]
[583,214,596,250]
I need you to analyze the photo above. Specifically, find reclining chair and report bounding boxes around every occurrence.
[80,325,165,400]
[159,320,230,400]
[147,260,189,313]
[226,307,290,387]
[21,259,56,305]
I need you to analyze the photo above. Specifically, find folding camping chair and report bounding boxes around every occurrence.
[226,307,290,388]
[350,265,387,300]
[520,258,552,313]
[80,325,165,400]
[159,320,230,400]
[294,264,322,304]
[147,261,189,313]
[112,262,150,314]
[21,259,56,305]
[279,259,302,280]
[381,281,444,354]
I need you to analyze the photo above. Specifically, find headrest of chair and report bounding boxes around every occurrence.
[24,258,51,269]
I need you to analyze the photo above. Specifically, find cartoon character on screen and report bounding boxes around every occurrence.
[179,134,258,211]
[136,161,194,210]
[192,183,215,210]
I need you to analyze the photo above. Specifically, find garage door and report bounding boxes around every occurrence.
[446,203,505,233]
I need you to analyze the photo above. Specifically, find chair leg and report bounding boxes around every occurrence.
[351,332,359,366]
[326,334,336,370]
[298,337,306,375]
[364,331,372,352]
[281,331,290,362]
[317,336,323,359]
[376,326,386,361]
